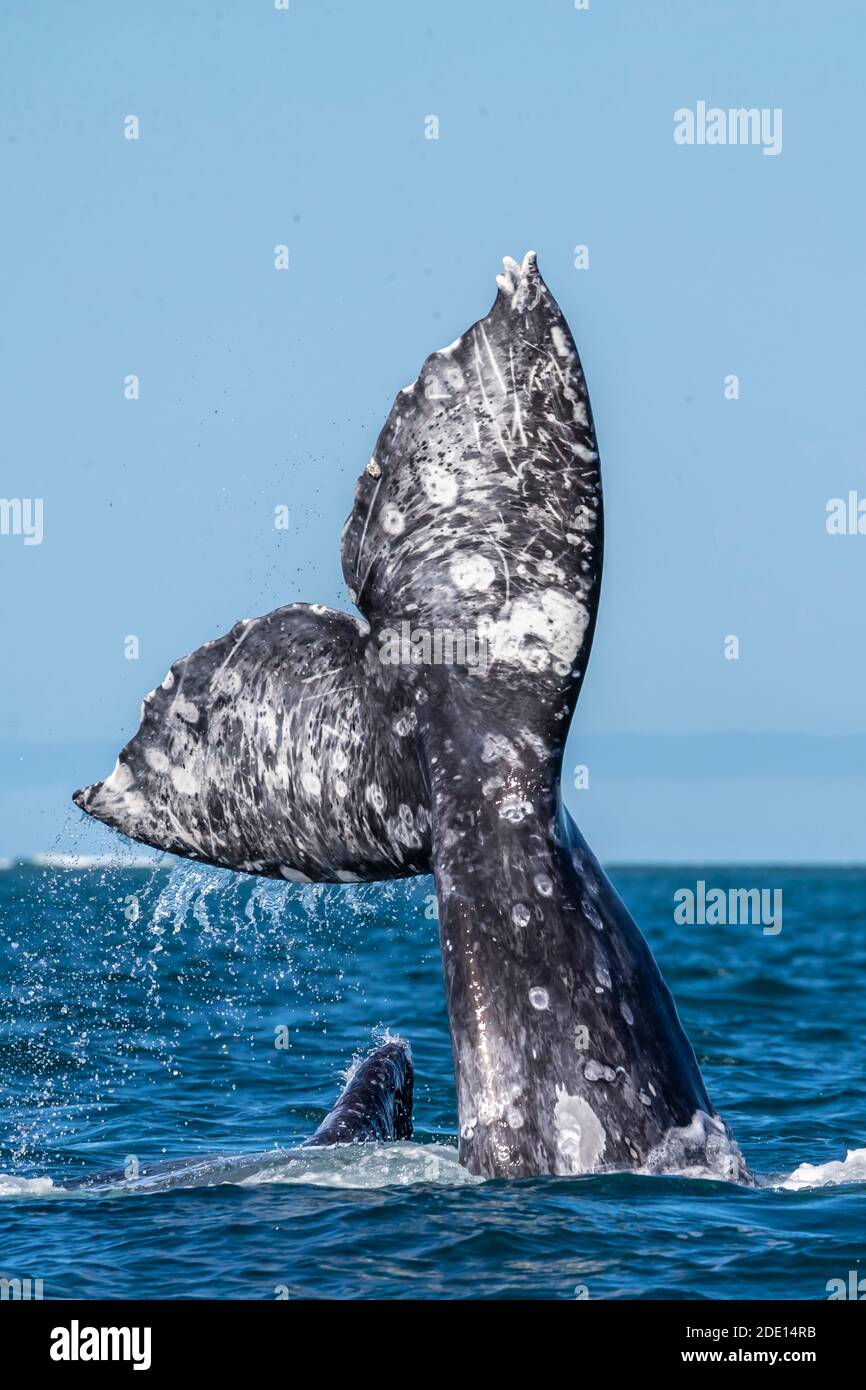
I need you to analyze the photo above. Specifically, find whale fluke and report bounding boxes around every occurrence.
[341,249,602,662]
[72,250,599,886]
[73,252,749,1181]
[73,605,431,882]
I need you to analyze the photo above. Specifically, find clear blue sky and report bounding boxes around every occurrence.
[1,0,864,859]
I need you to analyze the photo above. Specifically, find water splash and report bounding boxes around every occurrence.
[0,855,427,1167]
[779,1147,866,1191]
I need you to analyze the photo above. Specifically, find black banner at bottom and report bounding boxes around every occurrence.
[1,1298,860,1374]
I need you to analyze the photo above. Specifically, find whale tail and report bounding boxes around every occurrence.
[70,249,599,888]
[303,1038,414,1146]
[71,251,747,1180]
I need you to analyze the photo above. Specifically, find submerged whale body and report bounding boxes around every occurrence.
[74,252,749,1183]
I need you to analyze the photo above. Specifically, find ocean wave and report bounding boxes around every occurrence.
[0,1143,475,1198]
[4,1142,866,1199]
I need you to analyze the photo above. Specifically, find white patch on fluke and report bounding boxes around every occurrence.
[498,797,532,824]
[382,504,405,536]
[421,467,458,506]
[481,732,518,764]
[105,760,134,794]
[170,766,198,796]
[553,1089,607,1173]
[584,1060,616,1083]
[450,553,495,592]
[279,866,312,884]
[481,590,589,672]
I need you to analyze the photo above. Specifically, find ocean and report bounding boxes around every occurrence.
[1,859,864,1300]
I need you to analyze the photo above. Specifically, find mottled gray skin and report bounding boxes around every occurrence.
[74,252,748,1182]
[416,654,744,1178]
[304,1039,413,1147]
[73,606,431,883]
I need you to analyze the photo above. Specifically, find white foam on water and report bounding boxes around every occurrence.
[778,1147,866,1191]
[5,1143,866,1198]
[0,1174,57,1197]
[0,1143,478,1199]
[238,1142,480,1191]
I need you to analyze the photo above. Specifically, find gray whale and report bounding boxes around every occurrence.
[73,252,749,1183]
[64,1040,413,1192]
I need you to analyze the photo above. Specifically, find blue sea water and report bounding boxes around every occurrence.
[1,859,864,1301]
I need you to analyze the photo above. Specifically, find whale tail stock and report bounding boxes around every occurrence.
[73,252,748,1181]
